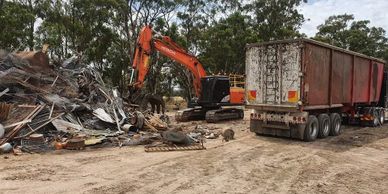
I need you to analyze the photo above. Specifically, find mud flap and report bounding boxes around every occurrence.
[290,124,306,140]
[250,120,288,137]
[251,120,281,136]
[251,120,305,140]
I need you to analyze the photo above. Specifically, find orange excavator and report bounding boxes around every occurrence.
[130,25,245,122]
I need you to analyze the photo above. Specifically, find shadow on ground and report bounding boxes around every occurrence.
[253,124,388,152]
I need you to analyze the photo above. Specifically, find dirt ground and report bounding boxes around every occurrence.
[1,110,388,194]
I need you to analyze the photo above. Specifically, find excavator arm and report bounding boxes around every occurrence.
[131,25,207,97]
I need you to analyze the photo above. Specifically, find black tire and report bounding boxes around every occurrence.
[304,115,319,142]
[130,111,145,129]
[329,113,342,136]
[318,114,330,138]
[379,109,384,125]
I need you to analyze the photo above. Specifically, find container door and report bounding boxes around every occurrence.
[246,42,302,105]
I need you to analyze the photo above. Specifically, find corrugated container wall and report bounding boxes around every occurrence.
[246,39,385,110]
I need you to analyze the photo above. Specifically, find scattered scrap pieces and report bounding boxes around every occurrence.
[93,108,115,123]
[85,137,105,146]
[146,114,168,130]
[0,88,9,98]
[52,118,83,133]
[162,130,191,145]
[0,124,4,138]
[0,102,12,121]
[0,105,45,145]
[65,139,85,150]
[0,142,12,153]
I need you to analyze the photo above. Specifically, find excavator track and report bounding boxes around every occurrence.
[205,108,244,123]
[175,108,207,122]
[175,107,244,123]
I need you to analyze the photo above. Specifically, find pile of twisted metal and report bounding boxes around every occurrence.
[0,49,180,154]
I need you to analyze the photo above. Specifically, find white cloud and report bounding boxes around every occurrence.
[299,0,388,37]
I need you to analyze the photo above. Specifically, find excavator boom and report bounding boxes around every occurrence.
[131,25,206,97]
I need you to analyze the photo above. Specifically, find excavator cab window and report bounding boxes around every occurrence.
[198,76,230,105]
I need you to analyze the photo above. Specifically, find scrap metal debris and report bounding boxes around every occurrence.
[0,124,4,138]
[0,49,174,154]
[0,102,12,121]
[0,49,224,155]
[143,130,208,152]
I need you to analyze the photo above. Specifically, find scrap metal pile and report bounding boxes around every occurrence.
[0,49,228,154]
[0,49,166,154]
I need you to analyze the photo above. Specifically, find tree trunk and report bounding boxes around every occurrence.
[28,0,34,50]
[0,0,4,10]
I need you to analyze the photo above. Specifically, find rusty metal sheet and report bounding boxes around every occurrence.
[304,43,330,106]
[0,105,45,145]
[303,42,385,106]
[374,62,384,102]
[14,51,51,72]
[353,56,370,103]
[0,102,12,122]
[245,42,301,106]
[332,51,352,104]
[246,38,385,110]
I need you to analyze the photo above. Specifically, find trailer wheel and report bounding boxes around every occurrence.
[318,114,330,138]
[304,115,318,142]
[379,109,384,125]
[329,113,342,136]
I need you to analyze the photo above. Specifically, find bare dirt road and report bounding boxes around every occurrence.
[1,112,388,194]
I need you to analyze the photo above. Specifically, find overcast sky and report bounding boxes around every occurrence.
[298,0,388,37]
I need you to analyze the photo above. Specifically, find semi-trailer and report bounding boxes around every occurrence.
[245,39,387,141]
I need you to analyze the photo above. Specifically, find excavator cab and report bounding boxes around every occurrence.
[198,76,231,107]
[198,75,245,107]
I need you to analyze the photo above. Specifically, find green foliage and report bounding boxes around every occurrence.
[246,0,305,41]
[315,14,355,48]
[315,14,388,60]
[199,12,257,74]
[0,1,35,50]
